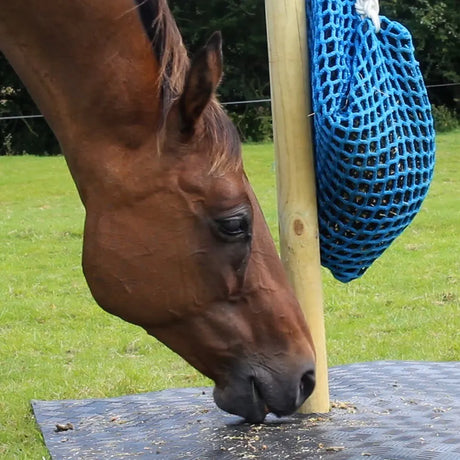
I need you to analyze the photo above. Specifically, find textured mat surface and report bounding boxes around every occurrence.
[32,361,460,459]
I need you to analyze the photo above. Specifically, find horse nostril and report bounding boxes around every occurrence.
[300,368,316,399]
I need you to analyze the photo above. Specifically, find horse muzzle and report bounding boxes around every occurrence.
[212,360,315,423]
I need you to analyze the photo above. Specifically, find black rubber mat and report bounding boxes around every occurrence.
[32,361,460,459]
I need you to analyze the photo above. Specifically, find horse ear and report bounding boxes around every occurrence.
[179,31,223,134]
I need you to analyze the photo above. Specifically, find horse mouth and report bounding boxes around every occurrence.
[249,378,269,422]
[239,377,298,423]
[213,363,314,423]
[213,377,269,423]
[213,377,282,424]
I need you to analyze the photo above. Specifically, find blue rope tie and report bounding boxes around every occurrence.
[306,0,436,282]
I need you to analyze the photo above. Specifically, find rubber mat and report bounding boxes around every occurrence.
[32,361,460,459]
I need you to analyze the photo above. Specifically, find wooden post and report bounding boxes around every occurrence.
[265,0,330,413]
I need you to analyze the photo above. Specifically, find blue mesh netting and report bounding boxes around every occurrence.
[306,0,436,282]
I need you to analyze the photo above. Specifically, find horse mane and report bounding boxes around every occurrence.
[134,0,188,117]
[134,0,241,173]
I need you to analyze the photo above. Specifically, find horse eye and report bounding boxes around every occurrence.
[214,213,251,241]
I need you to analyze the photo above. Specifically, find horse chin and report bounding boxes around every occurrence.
[213,378,269,424]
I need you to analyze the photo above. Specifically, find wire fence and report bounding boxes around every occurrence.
[0,82,459,122]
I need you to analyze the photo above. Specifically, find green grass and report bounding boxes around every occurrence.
[1,130,459,457]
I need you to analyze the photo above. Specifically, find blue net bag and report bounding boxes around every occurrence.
[306,0,436,282]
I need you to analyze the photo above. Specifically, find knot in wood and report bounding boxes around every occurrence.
[293,219,304,236]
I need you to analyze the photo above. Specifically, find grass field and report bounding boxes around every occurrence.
[0,130,459,458]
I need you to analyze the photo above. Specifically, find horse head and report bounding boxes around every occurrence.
[0,0,316,423]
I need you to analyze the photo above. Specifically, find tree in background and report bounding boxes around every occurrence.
[380,0,460,118]
[0,53,59,155]
[170,0,272,141]
[0,0,458,154]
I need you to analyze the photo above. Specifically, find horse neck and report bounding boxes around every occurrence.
[0,1,166,204]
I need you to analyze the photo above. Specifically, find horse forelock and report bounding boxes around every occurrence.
[203,101,242,175]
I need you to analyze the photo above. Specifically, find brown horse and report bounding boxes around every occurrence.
[0,0,316,422]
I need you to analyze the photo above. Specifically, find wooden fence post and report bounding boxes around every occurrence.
[264,0,330,413]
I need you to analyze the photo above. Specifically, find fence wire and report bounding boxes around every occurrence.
[0,82,458,122]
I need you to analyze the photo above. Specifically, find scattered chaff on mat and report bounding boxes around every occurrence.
[32,361,460,459]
